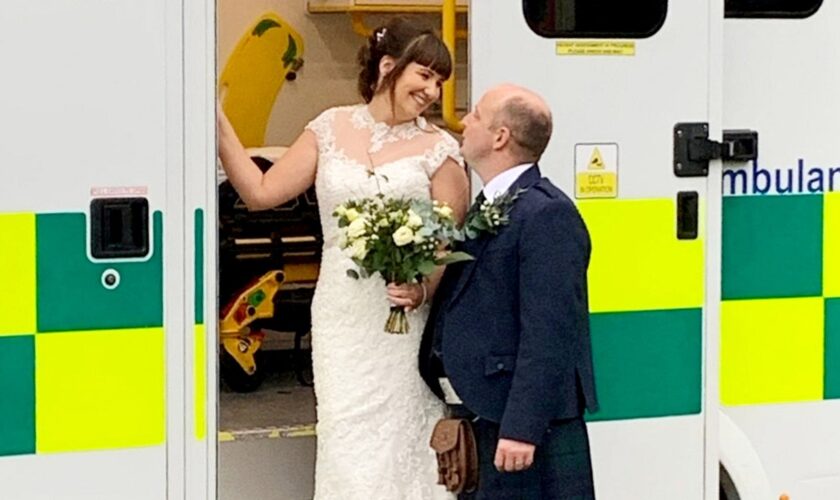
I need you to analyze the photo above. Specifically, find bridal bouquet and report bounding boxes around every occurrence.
[334,196,472,334]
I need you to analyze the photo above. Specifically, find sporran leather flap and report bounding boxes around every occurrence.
[430,419,461,453]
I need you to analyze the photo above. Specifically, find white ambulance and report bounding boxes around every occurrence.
[0,0,837,499]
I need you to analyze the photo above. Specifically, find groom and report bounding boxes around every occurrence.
[421,84,599,499]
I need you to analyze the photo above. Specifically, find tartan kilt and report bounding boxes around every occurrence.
[460,416,595,500]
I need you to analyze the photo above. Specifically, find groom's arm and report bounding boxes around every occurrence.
[498,196,590,446]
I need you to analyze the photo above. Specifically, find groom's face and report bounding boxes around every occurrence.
[460,94,498,167]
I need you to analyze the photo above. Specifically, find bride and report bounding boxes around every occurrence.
[217,17,469,499]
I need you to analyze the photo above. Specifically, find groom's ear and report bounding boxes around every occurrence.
[492,126,512,152]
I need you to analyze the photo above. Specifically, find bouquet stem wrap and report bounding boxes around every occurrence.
[385,305,409,334]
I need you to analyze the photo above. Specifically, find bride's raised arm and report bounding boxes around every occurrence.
[217,106,318,211]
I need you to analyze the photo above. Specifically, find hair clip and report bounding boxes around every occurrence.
[375,28,387,44]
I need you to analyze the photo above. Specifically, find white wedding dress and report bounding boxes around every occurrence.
[305,105,459,500]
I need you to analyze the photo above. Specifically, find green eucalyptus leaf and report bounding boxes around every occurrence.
[417,260,437,276]
[436,252,474,265]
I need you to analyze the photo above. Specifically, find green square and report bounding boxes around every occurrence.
[585,308,702,422]
[0,336,35,456]
[826,298,840,399]
[723,195,823,300]
[195,209,204,325]
[36,212,163,332]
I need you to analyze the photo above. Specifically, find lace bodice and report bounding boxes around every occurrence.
[306,105,463,249]
[304,105,460,500]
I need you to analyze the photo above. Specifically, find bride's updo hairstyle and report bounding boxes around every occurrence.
[357,17,453,104]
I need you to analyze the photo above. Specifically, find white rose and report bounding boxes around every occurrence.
[407,210,423,229]
[413,232,426,244]
[392,226,415,246]
[347,217,367,239]
[350,238,368,260]
[345,208,360,222]
[436,205,453,219]
[378,218,390,228]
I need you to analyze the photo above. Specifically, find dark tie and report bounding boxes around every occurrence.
[468,191,486,216]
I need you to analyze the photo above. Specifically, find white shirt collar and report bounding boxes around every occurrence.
[481,163,534,203]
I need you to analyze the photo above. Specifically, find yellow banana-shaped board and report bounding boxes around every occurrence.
[220,13,304,147]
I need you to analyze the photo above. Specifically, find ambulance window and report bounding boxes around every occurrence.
[725,0,822,18]
[522,0,667,38]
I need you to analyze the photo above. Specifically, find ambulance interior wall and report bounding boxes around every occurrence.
[215,2,468,432]
[217,1,468,147]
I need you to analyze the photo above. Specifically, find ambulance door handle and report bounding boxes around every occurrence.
[90,197,150,259]
[674,123,758,177]
[676,191,698,240]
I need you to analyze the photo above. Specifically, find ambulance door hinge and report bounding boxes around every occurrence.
[674,123,759,177]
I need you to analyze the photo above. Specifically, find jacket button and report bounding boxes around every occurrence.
[496,362,505,370]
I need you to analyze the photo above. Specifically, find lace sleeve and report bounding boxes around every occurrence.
[304,107,338,156]
[421,130,464,178]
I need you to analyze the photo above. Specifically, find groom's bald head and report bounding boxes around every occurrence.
[461,84,553,180]
[486,84,552,163]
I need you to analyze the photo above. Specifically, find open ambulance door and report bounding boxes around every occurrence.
[0,0,216,498]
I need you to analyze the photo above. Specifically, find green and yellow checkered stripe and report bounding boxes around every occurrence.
[721,192,840,405]
[0,211,164,457]
[194,208,207,440]
[579,198,704,421]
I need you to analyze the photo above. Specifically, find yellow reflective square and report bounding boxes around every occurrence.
[825,192,840,298]
[578,198,704,313]
[721,297,824,406]
[0,213,36,336]
[35,328,165,452]
[194,324,206,441]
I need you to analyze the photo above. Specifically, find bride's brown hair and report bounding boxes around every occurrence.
[357,17,453,104]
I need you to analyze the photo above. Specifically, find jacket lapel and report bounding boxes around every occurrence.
[445,165,542,308]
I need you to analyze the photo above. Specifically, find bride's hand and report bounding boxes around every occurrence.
[386,282,426,311]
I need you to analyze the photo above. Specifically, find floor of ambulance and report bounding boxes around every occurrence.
[219,332,316,437]
[219,333,317,500]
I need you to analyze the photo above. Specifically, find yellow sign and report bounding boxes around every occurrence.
[575,143,618,199]
[577,172,617,198]
[556,40,635,56]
